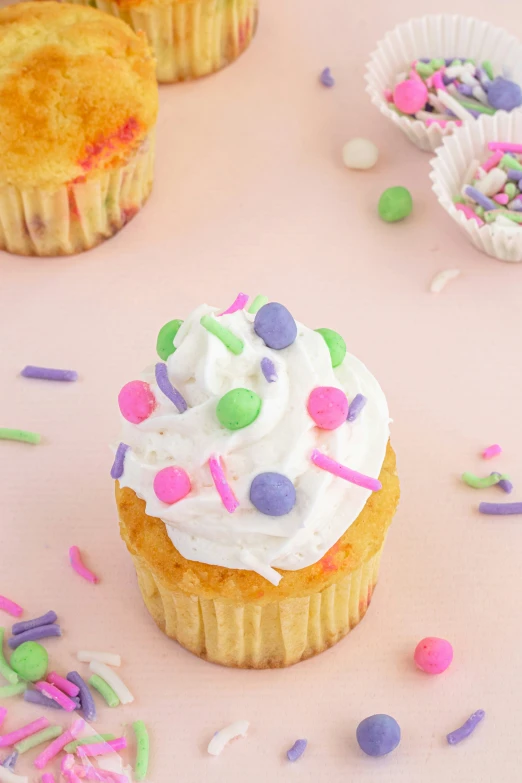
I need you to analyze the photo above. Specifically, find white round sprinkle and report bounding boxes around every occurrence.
[342,138,379,170]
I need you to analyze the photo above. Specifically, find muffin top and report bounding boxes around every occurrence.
[114,295,391,585]
[0,1,158,190]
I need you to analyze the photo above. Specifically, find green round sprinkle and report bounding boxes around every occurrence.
[0,428,41,444]
[430,57,445,69]
[0,628,18,685]
[378,186,413,223]
[0,682,27,698]
[200,315,244,355]
[475,206,485,218]
[64,734,116,753]
[315,328,347,368]
[88,673,120,707]
[216,388,262,430]
[248,295,269,315]
[452,195,466,204]
[482,60,494,80]
[132,720,149,782]
[416,62,433,78]
[156,319,183,361]
[505,183,517,199]
[16,725,62,754]
[462,472,509,489]
[9,642,48,682]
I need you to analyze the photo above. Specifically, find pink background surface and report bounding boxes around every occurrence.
[2,0,522,780]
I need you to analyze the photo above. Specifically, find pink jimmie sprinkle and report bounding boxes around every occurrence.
[47,672,80,698]
[455,203,485,227]
[481,150,503,173]
[0,596,23,618]
[426,119,449,128]
[209,456,239,513]
[218,293,249,317]
[35,682,77,712]
[69,546,99,585]
[42,775,56,783]
[494,193,509,205]
[311,449,382,491]
[432,70,446,92]
[78,738,127,756]
[34,719,84,770]
[488,142,522,153]
[483,444,502,459]
[0,716,50,747]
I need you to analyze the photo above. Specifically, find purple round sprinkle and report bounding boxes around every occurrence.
[356,714,401,757]
[21,366,78,382]
[287,739,307,762]
[250,472,296,516]
[319,67,335,88]
[12,610,57,636]
[464,186,496,211]
[2,751,18,771]
[487,77,522,111]
[155,363,187,413]
[447,710,485,745]
[110,443,129,480]
[8,623,61,649]
[254,303,297,350]
[260,358,277,383]
[67,671,97,722]
[479,502,522,515]
[347,394,367,422]
[24,689,62,710]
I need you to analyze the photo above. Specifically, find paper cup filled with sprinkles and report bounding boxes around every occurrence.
[430,111,522,262]
[365,15,522,152]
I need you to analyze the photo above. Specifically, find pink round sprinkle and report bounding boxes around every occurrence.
[483,444,502,459]
[307,387,349,430]
[393,78,428,114]
[153,466,191,504]
[118,381,156,424]
[414,637,453,674]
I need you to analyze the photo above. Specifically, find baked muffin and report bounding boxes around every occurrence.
[113,295,400,668]
[0,2,158,256]
[69,0,258,83]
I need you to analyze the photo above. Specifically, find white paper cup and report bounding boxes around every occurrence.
[365,15,522,152]
[430,111,522,262]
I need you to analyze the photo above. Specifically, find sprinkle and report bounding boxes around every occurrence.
[87,675,120,708]
[67,766,127,783]
[287,739,307,762]
[436,89,473,122]
[218,293,249,316]
[461,472,508,489]
[0,684,26,699]
[34,683,76,712]
[69,547,99,585]
[483,444,502,459]
[0,767,27,782]
[15,726,62,755]
[481,150,503,172]
[66,673,96,722]
[0,711,6,730]
[132,720,149,782]
[154,363,187,413]
[8,625,60,650]
[20,366,77,382]
[248,295,269,315]
[489,142,522,153]
[430,268,461,293]
[311,449,382,491]
[447,710,485,745]
[88,661,134,704]
[346,394,367,423]
[42,775,56,783]
[0,717,50,748]
[1,751,17,770]
[455,98,495,115]
[479,502,522,515]
[12,612,57,636]
[77,738,127,756]
[319,67,335,88]
[47,673,79,698]
[0,629,18,685]
[110,444,129,480]
[260,358,277,383]
[482,60,494,80]
[23,690,61,711]
[493,474,513,493]
[207,721,249,756]
[64,735,116,754]
[455,203,485,226]
[0,599,23,619]
[209,455,239,514]
[34,719,84,769]
[463,186,496,211]
[0,430,41,445]
[200,315,244,355]
[76,651,121,667]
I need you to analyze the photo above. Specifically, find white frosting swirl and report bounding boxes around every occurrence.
[117,303,390,585]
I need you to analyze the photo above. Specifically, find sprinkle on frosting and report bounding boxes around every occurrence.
[20,367,78,382]
[347,394,367,422]
[69,547,99,585]
[447,710,485,745]
[118,381,156,425]
[311,449,382,491]
[200,315,244,355]
[207,721,249,756]
[154,363,187,413]
[153,466,191,505]
[218,293,249,316]
[209,456,239,514]
[260,357,277,383]
[254,303,297,350]
[247,295,268,315]
[110,443,129,480]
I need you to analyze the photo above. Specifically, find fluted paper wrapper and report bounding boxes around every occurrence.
[431,111,522,262]
[365,15,522,153]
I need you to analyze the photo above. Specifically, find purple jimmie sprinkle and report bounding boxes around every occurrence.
[67,671,97,722]
[447,710,485,745]
[347,394,367,422]
[110,443,129,480]
[464,186,497,211]
[490,473,514,494]
[319,67,335,88]
[261,358,277,383]
[12,610,57,636]
[155,363,187,413]
[21,366,78,382]
[287,739,308,762]
[456,83,473,96]
[2,751,18,771]
[24,689,62,710]
[8,623,61,649]
[479,502,522,515]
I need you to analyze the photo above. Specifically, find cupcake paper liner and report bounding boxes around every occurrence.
[430,111,522,262]
[73,0,258,83]
[0,133,155,257]
[365,15,522,152]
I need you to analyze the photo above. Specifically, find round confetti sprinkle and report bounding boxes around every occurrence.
[156,319,183,361]
[393,78,428,114]
[307,387,349,430]
[315,328,346,368]
[254,303,297,350]
[378,186,413,222]
[216,388,262,430]
[10,642,48,682]
[414,637,453,674]
[250,473,296,516]
[118,381,156,424]
[153,466,191,504]
[342,138,379,170]
[356,714,401,757]
[487,77,522,111]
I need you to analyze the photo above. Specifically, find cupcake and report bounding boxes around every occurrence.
[0,2,158,257]
[69,0,258,83]
[113,295,399,668]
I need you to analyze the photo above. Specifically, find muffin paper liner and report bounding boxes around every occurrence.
[431,111,522,262]
[365,15,522,152]
[0,132,155,257]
